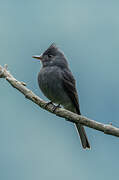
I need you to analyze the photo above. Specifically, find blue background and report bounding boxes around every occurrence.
[0,0,119,179]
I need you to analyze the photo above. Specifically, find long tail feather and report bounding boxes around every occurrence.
[75,123,90,149]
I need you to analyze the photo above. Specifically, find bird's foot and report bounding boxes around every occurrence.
[44,101,53,108]
[44,102,61,113]
[52,104,61,113]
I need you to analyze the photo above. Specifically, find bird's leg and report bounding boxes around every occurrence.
[44,102,60,112]
[52,104,61,113]
[44,101,53,108]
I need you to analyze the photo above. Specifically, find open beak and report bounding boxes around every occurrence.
[32,54,43,60]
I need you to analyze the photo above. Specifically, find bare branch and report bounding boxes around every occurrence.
[0,64,119,137]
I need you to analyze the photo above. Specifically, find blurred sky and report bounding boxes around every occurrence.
[0,0,119,180]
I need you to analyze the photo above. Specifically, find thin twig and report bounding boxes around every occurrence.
[0,64,119,137]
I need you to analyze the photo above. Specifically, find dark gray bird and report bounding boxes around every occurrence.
[33,43,90,149]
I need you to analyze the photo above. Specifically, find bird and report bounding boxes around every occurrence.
[32,43,90,149]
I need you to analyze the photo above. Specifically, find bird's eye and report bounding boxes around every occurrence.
[48,54,53,58]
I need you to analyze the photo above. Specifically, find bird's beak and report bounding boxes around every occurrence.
[32,54,43,60]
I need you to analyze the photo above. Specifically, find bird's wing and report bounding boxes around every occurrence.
[62,69,81,115]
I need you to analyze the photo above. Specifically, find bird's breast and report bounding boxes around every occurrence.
[38,66,71,105]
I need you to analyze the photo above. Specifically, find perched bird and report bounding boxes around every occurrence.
[33,43,90,149]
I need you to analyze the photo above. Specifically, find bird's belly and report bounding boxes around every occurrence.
[38,67,71,105]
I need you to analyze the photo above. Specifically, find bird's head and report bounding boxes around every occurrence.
[32,43,68,68]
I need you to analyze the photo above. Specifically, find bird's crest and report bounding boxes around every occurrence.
[43,43,59,56]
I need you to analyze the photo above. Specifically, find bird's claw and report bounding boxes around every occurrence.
[44,102,61,113]
[44,101,53,108]
[52,104,61,113]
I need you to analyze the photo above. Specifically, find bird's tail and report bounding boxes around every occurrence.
[75,123,90,149]
[65,106,90,149]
